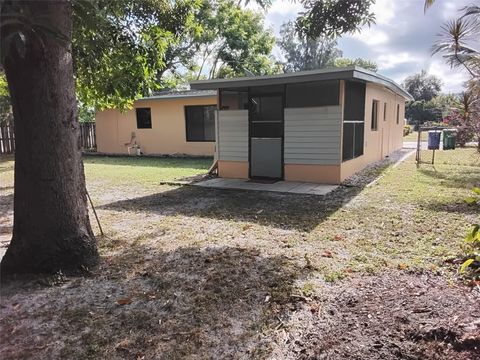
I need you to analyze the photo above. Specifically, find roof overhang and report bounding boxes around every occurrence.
[138,90,217,101]
[190,66,413,101]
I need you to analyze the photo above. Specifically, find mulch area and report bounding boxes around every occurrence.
[274,273,480,360]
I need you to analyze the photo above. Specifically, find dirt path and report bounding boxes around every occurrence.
[273,273,480,360]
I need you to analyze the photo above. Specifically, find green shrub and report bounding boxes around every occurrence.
[459,188,480,280]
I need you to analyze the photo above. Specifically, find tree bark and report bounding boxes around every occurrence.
[1,1,99,274]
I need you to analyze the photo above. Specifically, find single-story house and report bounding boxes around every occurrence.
[190,66,413,184]
[95,90,218,156]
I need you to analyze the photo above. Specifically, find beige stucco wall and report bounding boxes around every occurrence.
[340,83,405,181]
[218,160,249,179]
[96,96,217,156]
[284,164,341,184]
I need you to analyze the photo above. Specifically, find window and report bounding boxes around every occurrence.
[383,102,387,121]
[342,81,366,161]
[136,108,152,129]
[185,105,216,142]
[371,100,379,130]
[396,104,400,124]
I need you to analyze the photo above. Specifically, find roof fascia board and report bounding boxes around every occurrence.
[352,69,413,101]
[190,66,413,101]
[138,93,217,101]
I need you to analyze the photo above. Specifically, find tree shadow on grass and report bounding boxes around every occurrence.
[417,168,480,190]
[99,185,363,232]
[1,246,307,359]
[418,200,479,215]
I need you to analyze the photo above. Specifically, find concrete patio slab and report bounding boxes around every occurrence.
[194,178,338,196]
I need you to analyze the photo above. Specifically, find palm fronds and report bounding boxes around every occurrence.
[432,18,480,78]
[424,0,436,13]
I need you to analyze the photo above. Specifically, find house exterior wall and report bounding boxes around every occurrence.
[95,96,217,156]
[340,83,405,181]
[215,81,405,184]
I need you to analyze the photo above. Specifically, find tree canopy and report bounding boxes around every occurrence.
[73,0,200,110]
[278,20,341,72]
[73,0,280,110]
[296,0,375,38]
[402,70,442,102]
[333,57,378,72]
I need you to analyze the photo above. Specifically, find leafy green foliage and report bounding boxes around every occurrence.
[297,0,375,38]
[277,21,377,74]
[405,100,443,124]
[73,0,279,106]
[198,0,280,78]
[432,6,480,79]
[402,70,442,102]
[72,0,200,110]
[459,222,480,280]
[458,189,480,279]
[0,72,12,125]
[78,102,95,123]
[333,57,378,72]
[278,20,341,72]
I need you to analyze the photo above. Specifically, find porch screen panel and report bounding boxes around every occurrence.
[342,81,366,161]
[286,80,339,108]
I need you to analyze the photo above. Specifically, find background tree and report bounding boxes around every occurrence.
[277,20,341,72]
[432,5,480,79]
[429,3,480,150]
[202,0,279,78]
[73,0,199,111]
[296,0,375,38]
[0,72,12,125]
[333,57,378,72]
[402,70,442,102]
[0,0,98,274]
[404,100,443,125]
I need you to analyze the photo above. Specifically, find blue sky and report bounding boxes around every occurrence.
[255,0,477,93]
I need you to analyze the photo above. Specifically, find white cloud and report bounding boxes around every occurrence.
[268,0,303,17]
[377,52,419,70]
[261,0,473,93]
[352,28,389,46]
[370,0,397,25]
[428,60,469,94]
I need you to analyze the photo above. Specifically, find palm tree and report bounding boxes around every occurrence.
[424,0,436,13]
[431,6,480,79]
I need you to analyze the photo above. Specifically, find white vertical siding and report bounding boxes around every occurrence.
[217,110,248,161]
[284,106,342,165]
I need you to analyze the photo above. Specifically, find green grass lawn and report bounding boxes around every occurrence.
[403,130,428,142]
[83,155,212,187]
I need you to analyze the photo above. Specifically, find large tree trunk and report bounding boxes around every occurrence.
[1,1,98,274]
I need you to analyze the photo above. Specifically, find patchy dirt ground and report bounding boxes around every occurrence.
[273,273,480,360]
[1,149,479,359]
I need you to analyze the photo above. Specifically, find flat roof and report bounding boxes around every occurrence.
[190,66,413,101]
[138,89,217,100]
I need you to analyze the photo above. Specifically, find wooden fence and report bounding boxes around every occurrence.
[79,122,96,150]
[0,123,15,155]
[0,122,96,155]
